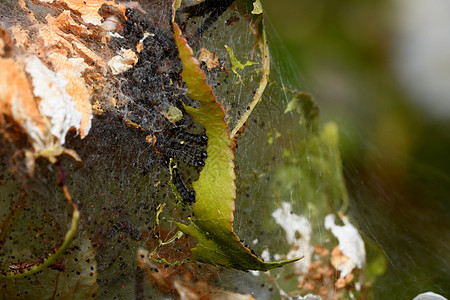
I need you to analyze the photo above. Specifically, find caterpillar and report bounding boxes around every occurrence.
[167,127,208,146]
[157,146,205,168]
[172,167,196,205]
[168,138,208,159]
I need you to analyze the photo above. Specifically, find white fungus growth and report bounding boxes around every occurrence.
[108,49,138,75]
[272,202,314,274]
[324,214,366,278]
[24,55,83,147]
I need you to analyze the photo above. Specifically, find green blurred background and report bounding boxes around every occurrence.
[262,0,450,298]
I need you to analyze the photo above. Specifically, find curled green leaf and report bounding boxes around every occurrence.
[171,2,299,271]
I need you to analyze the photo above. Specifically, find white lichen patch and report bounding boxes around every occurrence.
[324,214,366,277]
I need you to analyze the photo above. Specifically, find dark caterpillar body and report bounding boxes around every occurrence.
[157,145,205,168]
[172,167,196,205]
[166,137,208,159]
[168,127,208,146]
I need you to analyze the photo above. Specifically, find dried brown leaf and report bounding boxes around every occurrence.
[62,71,92,138]
[198,48,219,71]
[46,11,93,36]
[0,25,12,57]
[10,24,30,50]
[39,0,118,26]
[0,58,47,145]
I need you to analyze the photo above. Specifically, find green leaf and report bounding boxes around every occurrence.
[171,9,299,271]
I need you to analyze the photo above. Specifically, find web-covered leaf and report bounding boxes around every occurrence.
[172,1,299,271]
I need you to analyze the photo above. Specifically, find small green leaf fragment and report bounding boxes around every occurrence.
[225,45,258,79]
[149,256,181,267]
[252,0,263,14]
[168,106,183,123]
